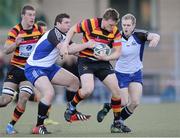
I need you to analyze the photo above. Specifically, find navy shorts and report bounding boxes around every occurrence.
[25,64,61,85]
[115,69,143,88]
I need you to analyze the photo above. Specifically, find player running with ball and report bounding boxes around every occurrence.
[63,8,131,133]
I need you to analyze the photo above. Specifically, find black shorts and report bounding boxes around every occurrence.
[78,57,114,81]
[4,65,27,84]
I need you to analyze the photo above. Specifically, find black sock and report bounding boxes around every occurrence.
[66,90,76,102]
[120,106,133,121]
[36,101,50,126]
[104,103,111,112]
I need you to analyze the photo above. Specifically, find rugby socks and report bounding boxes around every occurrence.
[120,106,133,121]
[36,101,50,126]
[111,98,121,121]
[10,105,25,125]
[66,90,76,102]
[70,90,83,108]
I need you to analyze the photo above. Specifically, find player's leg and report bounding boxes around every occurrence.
[51,67,79,92]
[118,70,143,132]
[7,81,33,133]
[25,66,54,134]
[1,82,19,134]
[32,76,54,134]
[97,88,129,123]
[28,88,59,125]
[124,82,142,116]
[29,87,41,102]
[0,82,17,107]
[0,83,17,135]
[97,71,129,123]
[120,70,143,122]
[64,73,93,122]
[102,74,131,133]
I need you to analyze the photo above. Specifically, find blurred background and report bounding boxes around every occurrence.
[0,0,180,104]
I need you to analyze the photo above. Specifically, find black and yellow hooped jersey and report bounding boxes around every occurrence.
[5,23,44,69]
[75,18,122,59]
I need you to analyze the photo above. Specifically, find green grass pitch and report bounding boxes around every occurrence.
[0,102,180,137]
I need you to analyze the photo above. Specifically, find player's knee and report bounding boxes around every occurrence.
[44,91,55,102]
[18,93,30,104]
[71,76,80,90]
[121,99,129,107]
[80,87,94,98]
[130,100,140,109]
[0,95,12,107]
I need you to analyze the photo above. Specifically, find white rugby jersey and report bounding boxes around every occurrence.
[115,29,148,73]
[27,27,66,67]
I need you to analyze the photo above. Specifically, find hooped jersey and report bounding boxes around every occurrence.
[115,29,149,73]
[75,18,121,60]
[5,23,44,69]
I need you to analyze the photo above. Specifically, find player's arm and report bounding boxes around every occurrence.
[68,40,96,54]
[64,25,77,48]
[98,31,122,61]
[3,29,22,54]
[95,46,121,61]
[66,19,92,54]
[147,33,160,47]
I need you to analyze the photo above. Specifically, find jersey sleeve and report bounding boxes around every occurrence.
[75,18,92,34]
[112,31,122,47]
[5,27,19,45]
[47,28,64,46]
[134,29,149,43]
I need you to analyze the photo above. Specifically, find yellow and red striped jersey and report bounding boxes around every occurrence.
[5,23,44,69]
[75,18,121,59]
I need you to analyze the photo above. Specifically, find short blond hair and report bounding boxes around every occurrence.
[122,13,136,25]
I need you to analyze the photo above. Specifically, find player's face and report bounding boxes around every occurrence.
[22,10,36,27]
[58,18,71,33]
[122,19,135,37]
[103,19,117,32]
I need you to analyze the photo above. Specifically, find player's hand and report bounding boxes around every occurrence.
[60,44,68,59]
[94,53,108,61]
[15,36,23,46]
[85,40,97,49]
[149,39,159,47]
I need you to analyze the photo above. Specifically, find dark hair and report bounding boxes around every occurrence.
[54,13,70,25]
[36,20,47,27]
[21,5,35,15]
[103,8,120,22]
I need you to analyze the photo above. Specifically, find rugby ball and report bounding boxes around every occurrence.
[93,43,111,56]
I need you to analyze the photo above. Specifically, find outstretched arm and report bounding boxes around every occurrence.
[147,33,160,47]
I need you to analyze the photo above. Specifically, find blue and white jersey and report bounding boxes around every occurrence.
[115,29,148,73]
[27,27,66,67]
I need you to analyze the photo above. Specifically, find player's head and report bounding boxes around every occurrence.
[102,8,120,32]
[54,13,71,33]
[37,20,47,32]
[21,5,36,27]
[121,13,136,37]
